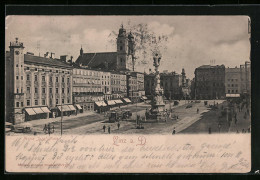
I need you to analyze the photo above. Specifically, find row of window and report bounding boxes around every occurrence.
[74,69,101,76]
[227,84,238,87]
[26,87,70,94]
[26,74,70,83]
[26,67,69,74]
[227,90,239,93]
[16,98,71,107]
[227,79,238,82]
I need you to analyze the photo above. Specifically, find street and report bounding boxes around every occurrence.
[8,100,251,136]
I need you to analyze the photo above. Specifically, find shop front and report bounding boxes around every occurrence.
[114,99,124,108]
[94,101,108,113]
[67,104,77,115]
[75,104,83,114]
[106,100,117,110]
[122,98,131,105]
[57,105,72,116]
[24,107,51,121]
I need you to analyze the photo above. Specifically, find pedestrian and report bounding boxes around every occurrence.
[108,126,111,134]
[197,108,199,114]
[248,127,250,133]
[48,123,51,135]
[172,127,176,135]
[43,124,47,132]
[117,122,120,130]
[208,127,211,134]
[103,125,106,132]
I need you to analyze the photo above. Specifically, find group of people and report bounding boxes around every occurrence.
[43,123,54,135]
[102,122,121,134]
[237,127,251,133]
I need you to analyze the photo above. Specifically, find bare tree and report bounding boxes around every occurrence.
[108,21,170,72]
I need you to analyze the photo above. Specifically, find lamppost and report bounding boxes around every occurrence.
[218,122,221,133]
[60,104,63,136]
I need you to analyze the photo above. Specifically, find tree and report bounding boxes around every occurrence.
[108,21,170,72]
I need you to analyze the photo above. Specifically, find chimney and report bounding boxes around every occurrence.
[60,55,67,62]
[50,52,55,59]
[44,52,49,58]
[26,52,34,56]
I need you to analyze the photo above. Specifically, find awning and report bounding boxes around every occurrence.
[101,101,107,106]
[114,99,123,104]
[68,105,76,111]
[32,108,45,114]
[75,104,82,110]
[226,94,240,97]
[95,101,103,107]
[107,100,116,105]
[123,98,131,103]
[41,107,51,113]
[25,108,36,115]
[57,105,71,112]
[141,96,148,100]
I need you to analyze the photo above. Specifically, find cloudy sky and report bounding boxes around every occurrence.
[5,16,250,79]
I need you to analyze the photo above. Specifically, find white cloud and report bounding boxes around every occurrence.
[148,21,175,36]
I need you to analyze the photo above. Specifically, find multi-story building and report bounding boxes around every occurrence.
[240,61,251,94]
[111,72,122,99]
[225,67,241,95]
[127,73,138,103]
[136,72,145,98]
[225,61,251,96]
[195,65,225,100]
[6,38,74,124]
[100,71,112,100]
[145,70,188,100]
[119,73,127,98]
[72,67,103,112]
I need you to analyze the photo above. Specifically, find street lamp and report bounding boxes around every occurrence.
[218,122,221,133]
[60,103,63,136]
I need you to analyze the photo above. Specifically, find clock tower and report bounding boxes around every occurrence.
[9,38,25,124]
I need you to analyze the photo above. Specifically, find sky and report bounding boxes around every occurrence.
[5,16,250,79]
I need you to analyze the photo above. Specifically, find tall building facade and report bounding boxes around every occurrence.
[72,67,103,112]
[100,71,112,100]
[144,70,188,100]
[225,67,241,94]
[127,73,138,102]
[6,38,73,124]
[240,61,251,94]
[225,61,251,96]
[195,65,225,99]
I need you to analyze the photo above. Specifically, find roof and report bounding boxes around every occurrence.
[197,65,225,69]
[75,52,117,71]
[24,54,73,69]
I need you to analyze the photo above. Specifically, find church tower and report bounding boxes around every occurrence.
[80,45,83,56]
[181,68,186,87]
[9,38,25,124]
[117,24,129,70]
[128,31,136,71]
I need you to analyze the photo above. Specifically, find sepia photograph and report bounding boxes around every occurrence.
[5,16,251,135]
[5,14,252,173]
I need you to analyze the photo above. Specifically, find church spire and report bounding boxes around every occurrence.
[80,45,83,56]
